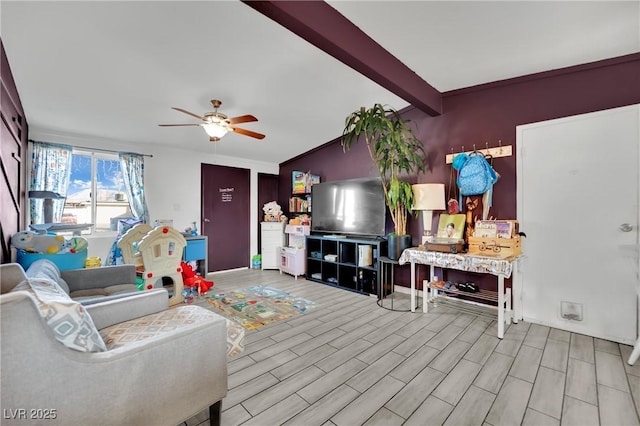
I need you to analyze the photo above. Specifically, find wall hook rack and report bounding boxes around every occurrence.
[445,141,513,164]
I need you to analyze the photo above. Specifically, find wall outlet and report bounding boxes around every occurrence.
[561,301,583,321]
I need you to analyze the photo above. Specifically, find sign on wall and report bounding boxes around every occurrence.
[220,187,234,203]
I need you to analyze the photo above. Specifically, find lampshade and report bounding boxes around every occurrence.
[202,123,229,140]
[411,183,445,211]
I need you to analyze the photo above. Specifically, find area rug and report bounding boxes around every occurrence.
[207,285,316,330]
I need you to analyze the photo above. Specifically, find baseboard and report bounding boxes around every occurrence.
[523,315,635,346]
[207,267,249,277]
[392,285,423,298]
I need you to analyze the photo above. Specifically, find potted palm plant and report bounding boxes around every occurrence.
[342,103,426,259]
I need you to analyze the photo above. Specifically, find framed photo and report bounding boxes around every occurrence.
[474,220,519,238]
[436,214,465,240]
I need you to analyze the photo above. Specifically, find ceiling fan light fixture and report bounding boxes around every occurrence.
[161,98,264,141]
[202,123,228,140]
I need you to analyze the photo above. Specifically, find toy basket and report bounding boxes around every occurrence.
[17,249,88,271]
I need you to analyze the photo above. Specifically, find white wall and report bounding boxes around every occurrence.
[28,130,279,264]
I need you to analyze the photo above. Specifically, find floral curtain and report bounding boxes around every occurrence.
[29,141,73,224]
[104,152,150,266]
[119,152,149,223]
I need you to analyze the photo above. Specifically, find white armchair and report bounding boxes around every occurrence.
[1,263,228,426]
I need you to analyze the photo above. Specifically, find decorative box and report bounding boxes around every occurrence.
[467,236,521,258]
[425,241,466,254]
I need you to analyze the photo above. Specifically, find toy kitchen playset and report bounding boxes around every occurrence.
[279,225,310,279]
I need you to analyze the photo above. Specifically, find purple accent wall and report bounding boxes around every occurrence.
[281,54,640,231]
[279,54,640,289]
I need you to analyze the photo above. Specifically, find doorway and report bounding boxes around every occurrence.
[516,104,639,344]
[257,173,279,253]
[201,163,250,272]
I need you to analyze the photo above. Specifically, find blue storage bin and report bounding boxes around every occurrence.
[16,249,88,271]
[184,238,207,261]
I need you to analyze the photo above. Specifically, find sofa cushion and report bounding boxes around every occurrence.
[70,284,139,300]
[11,277,107,352]
[100,305,245,357]
[25,259,70,294]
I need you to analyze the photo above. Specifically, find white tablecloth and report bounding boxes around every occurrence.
[398,248,517,278]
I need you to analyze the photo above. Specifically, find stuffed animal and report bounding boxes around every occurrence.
[289,217,301,225]
[180,261,214,295]
[11,231,66,254]
[262,201,283,222]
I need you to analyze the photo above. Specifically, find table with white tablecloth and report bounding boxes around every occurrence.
[398,248,522,338]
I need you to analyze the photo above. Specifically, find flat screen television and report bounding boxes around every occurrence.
[311,177,386,237]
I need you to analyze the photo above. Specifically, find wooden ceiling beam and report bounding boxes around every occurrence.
[242,1,442,116]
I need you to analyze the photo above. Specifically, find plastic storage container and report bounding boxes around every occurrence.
[16,249,88,271]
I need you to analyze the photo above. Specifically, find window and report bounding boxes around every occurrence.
[62,150,132,234]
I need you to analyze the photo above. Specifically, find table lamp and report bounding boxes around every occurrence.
[412,183,445,244]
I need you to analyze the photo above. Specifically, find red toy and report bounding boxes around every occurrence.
[180,261,214,295]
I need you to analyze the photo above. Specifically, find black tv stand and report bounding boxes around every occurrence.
[306,234,387,296]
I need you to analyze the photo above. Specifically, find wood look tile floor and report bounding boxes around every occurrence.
[180,269,640,426]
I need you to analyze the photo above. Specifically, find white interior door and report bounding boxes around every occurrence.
[516,104,639,344]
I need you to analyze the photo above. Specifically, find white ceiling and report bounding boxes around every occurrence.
[2,1,638,164]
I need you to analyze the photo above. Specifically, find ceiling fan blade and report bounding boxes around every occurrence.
[158,123,201,127]
[230,126,265,140]
[172,107,205,121]
[226,114,258,125]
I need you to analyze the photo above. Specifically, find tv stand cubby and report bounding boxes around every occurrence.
[306,235,387,296]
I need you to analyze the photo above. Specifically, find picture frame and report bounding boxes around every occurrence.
[474,220,519,238]
[436,213,466,240]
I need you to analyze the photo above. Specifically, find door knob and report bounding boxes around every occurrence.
[620,223,633,232]
[204,218,211,223]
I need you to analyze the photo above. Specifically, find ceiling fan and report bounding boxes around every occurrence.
[159,99,265,142]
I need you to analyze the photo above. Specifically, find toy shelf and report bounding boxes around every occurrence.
[306,234,386,296]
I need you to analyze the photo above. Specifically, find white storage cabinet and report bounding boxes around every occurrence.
[261,222,286,270]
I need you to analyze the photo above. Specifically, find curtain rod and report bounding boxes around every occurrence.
[74,145,153,158]
[29,140,153,158]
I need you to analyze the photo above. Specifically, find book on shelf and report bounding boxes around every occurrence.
[289,195,311,213]
[292,171,320,194]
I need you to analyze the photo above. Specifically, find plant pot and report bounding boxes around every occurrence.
[387,234,412,260]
